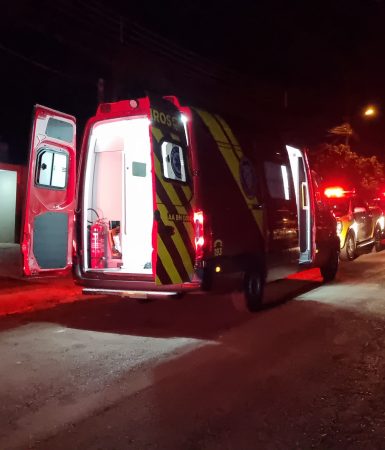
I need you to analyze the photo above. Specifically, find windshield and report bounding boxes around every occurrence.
[326,197,350,217]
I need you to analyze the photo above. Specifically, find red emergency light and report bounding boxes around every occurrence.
[324,186,345,198]
[324,186,355,198]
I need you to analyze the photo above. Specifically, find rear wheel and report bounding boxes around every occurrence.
[374,227,384,252]
[242,268,265,312]
[231,268,265,312]
[320,248,339,282]
[340,231,356,261]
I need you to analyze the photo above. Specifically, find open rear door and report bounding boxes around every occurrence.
[286,145,314,264]
[150,96,196,285]
[21,105,76,276]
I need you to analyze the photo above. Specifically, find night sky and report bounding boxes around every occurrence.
[1,0,385,163]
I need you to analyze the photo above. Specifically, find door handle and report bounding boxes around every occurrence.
[154,210,174,236]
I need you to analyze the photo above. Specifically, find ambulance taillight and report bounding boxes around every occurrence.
[194,211,205,260]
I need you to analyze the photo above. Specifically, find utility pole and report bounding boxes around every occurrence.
[97,78,105,104]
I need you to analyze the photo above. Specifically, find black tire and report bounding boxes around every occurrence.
[340,231,356,261]
[243,268,265,312]
[320,248,339,282]
[374,227,384,252]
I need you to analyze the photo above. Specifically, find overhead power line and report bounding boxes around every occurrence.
[0,41,94,86]
[47,0,245,86]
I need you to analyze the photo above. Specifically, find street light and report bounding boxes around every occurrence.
[363,105,378,117]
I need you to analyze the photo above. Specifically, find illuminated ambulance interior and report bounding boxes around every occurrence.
[83,118,154,274]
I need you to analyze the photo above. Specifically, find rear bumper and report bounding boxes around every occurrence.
[73,259,241,297]
[73,264,201,294]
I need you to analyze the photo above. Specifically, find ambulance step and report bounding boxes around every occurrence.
[82,288,179,299]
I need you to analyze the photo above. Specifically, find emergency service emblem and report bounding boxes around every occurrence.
[239,157,257,199]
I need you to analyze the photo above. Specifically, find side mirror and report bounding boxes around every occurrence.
[353,206,366,214]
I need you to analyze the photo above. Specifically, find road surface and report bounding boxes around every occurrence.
[1,251,385,449]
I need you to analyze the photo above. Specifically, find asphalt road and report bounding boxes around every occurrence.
[2,252,385,449]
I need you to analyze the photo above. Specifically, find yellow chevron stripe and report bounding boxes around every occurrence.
[151,126,163,143]
[154,157,194,284]
[182,185,192,201]
[156,194,194,246]
[195,109,263,232]
[152,125,192,203]
[170,132,181,142]
[152,138,195,284]
[175,204,195,242]
[157,235,183,284]
[154,156,186,208]
[157,203,194,278]
[215,114,243,159]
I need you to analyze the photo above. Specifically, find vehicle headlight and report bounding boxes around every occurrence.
[379,216,385,230]
[336,221,343,235]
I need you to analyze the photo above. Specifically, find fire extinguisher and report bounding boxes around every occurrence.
[90,220,107,268]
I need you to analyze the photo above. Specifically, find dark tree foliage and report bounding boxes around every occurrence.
[310,144,385,198]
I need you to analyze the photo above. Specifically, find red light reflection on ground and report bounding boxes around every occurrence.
[286,268,322,282]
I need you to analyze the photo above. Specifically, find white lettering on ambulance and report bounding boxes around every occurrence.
[150,108,179,131]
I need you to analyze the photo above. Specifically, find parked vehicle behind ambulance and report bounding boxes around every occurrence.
[324,186,385,260]
[21,95,340,311]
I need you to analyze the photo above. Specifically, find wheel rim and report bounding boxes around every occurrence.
[331,251,339,270]
[346,234,355,258]
[248,273,261,297]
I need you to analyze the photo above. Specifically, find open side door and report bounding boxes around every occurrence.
[286,145,314,264]
[21,105,76,276]
[149,96,195,285]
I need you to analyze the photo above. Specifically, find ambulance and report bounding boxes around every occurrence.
[21,95,340,311]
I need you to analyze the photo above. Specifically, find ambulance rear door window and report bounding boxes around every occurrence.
[35,148,68,189]
[264,161,291,200]
[161,142,187,183]
[45,118,74,143]
[132,161,147,177]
